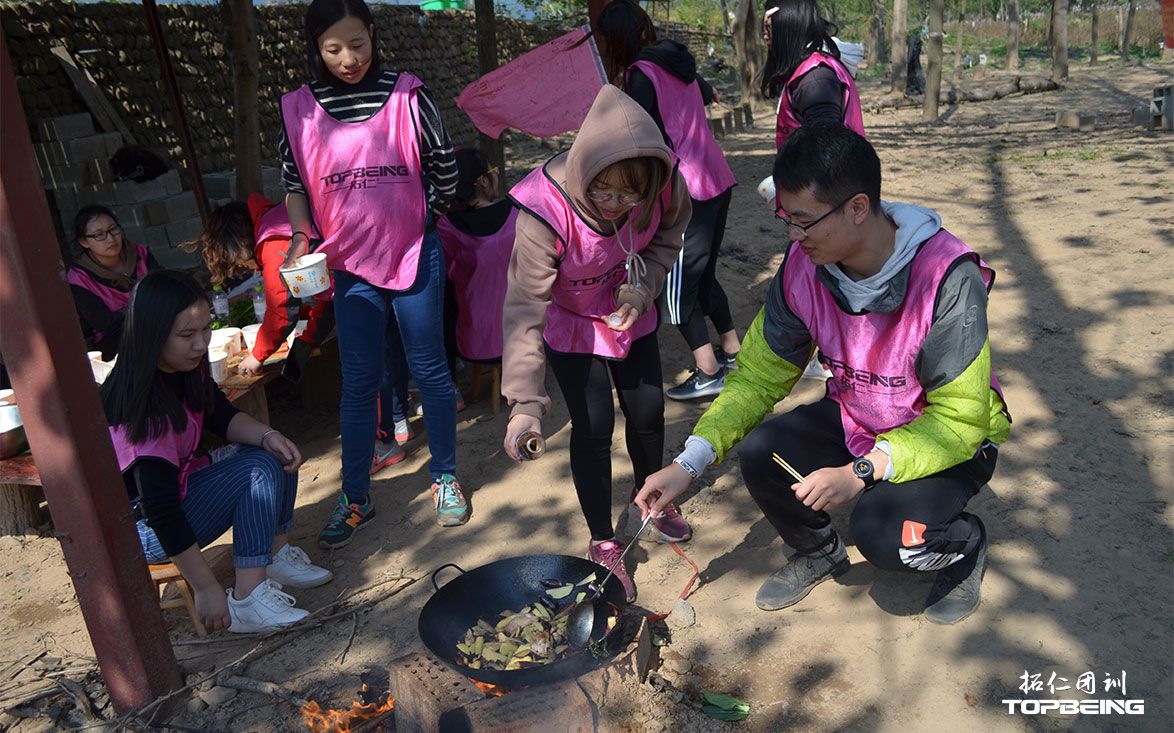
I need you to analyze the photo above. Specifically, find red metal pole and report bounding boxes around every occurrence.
[0,35,182,712]
[142,0,211,225]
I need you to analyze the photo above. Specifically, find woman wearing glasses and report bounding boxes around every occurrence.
[67,205,159,360]
[594,0,740,405]
[501,87,692,602]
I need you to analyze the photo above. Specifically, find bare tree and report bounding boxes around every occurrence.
[867,0,886,68]
[1090,0,1098,65]
[924,0,945,120]
[474,0,504,174]
[1052,0,1068,80]
[953,0,966,84]
[730,0,764,106]
[1007,0,1020,69]
[1120,0,1136,63]
[890,0,909,94]
[223,0,260,199]
[716,0,732,34]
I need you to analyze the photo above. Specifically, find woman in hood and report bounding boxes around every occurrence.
[501,87,693,602]
[596,0,742,403]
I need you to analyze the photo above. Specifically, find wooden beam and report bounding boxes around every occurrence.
[1,33,182,712]
[50,46,137,144]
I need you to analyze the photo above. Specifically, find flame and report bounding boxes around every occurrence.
[471,680,508,698]
[300,694,394,732]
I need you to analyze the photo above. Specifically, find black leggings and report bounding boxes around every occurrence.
[739,399,996,572]
[546,332,665,541]
[659,189,735,350]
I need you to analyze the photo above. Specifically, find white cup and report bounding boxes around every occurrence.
[209,348,228,383]
[286,319,309,348]
[757,175,776,204]
[87,350,103,361]
[211,327,241,357]
[90,359,114,384]
[278,253,330,297]
[241,323,262,351]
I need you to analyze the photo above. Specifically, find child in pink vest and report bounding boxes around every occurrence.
[638,124,1011,626]
[279,0,466,546]
[502,87,692,602]
[596,0,743,402]
[66,205,158,360]
[102,270,332,633]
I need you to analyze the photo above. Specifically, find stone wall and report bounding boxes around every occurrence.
[1,1,564,176]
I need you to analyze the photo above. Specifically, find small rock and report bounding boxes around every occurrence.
[333,559,346,568]
[662,655,692,676]
[758,224,772,233]
[667,599,696,629]
[682,674,704,694]
[199,685,237,706]
[184,673,202,687]
[186,698,208,714]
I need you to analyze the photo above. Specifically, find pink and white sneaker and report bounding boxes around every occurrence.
[588,538,636,602]
[630,487,693,543]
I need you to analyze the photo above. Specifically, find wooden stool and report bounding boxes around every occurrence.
[469,362,502,415]
[148,562,207,637]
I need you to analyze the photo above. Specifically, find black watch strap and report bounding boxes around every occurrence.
[852,457,878,490]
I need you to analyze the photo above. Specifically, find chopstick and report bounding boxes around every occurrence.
[771,452,806,483]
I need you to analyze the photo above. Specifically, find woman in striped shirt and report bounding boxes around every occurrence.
[280,0,468,549]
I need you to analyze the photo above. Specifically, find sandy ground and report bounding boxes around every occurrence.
[1,62,1171,732]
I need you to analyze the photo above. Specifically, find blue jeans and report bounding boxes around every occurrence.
[137,445,297,568]
[334,231,457,500]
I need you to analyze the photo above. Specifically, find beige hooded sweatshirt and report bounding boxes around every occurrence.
[502,85,692,420]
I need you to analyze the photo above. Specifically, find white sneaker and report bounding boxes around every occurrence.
[267,544,333,588]
[226,579,310,633]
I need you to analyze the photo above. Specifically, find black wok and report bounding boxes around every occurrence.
[419,554,627,688]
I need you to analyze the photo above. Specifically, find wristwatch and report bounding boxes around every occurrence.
[852,457,878,491]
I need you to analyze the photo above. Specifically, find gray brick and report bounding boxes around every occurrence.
[203,172,236,200]
[62,135,109,163]
[152,245,202,270]
[49,187,78,214]
[100,132,123,157]
[121,226,146,247]
[138,224,171,251]
[37,113,95,142]
[87,158,114,185]
[158,169,182,195]
[40,163,88,191]
[34,141,70,168]
[260,165,281,190]
[262,185,285,205]
[165,216,204,248]
[113,178,168,205]
[111,203,149,229]
[145,192,199,226]
[76,183,115,208]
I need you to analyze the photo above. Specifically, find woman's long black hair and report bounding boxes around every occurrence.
[594,0,658,83]
[304,0,380,85]
[100,270,216,444]
[760,0,840,99]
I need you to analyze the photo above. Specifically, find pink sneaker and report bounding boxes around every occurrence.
[630,488,693,543]
[588,539,636,602]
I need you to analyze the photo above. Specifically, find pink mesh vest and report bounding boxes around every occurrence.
[509,163,669,358]
[782,229,1003,455]
[625,61,736,201]
[438,207,519,362]
[281,73,426,290]
[109,405,208,502]
[775,53,866,150]
[67,244,150,313]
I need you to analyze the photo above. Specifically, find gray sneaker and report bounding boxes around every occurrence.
[666,367,725,401]
[924,526,988,625]
[713,346,739,370]
[756,534,850,611]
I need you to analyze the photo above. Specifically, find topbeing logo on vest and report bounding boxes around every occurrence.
[567,261,626,288]
[320,165,412,195]
[820,356,908,388]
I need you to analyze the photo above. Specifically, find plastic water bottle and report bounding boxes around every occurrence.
[211,285,229,318]
[252,284,267,321]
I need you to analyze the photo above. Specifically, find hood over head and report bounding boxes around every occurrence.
[635,39,697,83]
[560,85,675,227]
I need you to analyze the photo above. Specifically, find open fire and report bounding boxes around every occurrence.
[470,679,509,698]
[300,676,394,733]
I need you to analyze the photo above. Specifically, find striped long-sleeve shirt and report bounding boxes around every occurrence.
[278,67,458,214]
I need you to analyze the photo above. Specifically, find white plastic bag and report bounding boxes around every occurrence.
[829,37,864,77]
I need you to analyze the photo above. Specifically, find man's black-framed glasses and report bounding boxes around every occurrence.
[774,193,859,239]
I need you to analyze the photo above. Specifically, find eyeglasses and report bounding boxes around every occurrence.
[83,225,122,242]
[587,189,644,206]
[774,194,857,238]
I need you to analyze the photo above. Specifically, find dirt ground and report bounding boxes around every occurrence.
[1,62,1171,732]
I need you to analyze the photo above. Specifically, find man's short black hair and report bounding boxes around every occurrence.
[773,122,882,213]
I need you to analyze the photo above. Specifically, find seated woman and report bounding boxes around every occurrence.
[438,148,519,366]
[67,205,159,360]
[197,195,333,378]
[101,270,331,633]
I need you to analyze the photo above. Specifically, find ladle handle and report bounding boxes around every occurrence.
[597,514,654,592]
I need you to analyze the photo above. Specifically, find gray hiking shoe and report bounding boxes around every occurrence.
[756,534,850,611]
[666,367,725,401]
[924,526,988,625]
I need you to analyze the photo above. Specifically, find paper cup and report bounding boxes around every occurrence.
[0,399,20,432]
[211,327,241,356]
[241,324,262,351]
[286,319,309,348]
[757,175,776,204]
[90,359,114,384]
[279,253,330,298]
[209,349,228,383]
[87,350,103,361]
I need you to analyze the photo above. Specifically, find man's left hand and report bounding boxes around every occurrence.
[791,465,864,512]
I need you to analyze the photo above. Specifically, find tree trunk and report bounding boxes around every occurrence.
[1090,0,1098,65]
[473,0,504,175]
[730,0,764,106]
[1120,0,1136,63]
[867,0,886,67]
[953,0,966,84]
[890,0,909,94]
[1052,0,1068,80]
[0,484,42,536]
[716,0,732,34]
[1007,0,1020,69]
[224,0,260,200]
[924,0,945,121]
